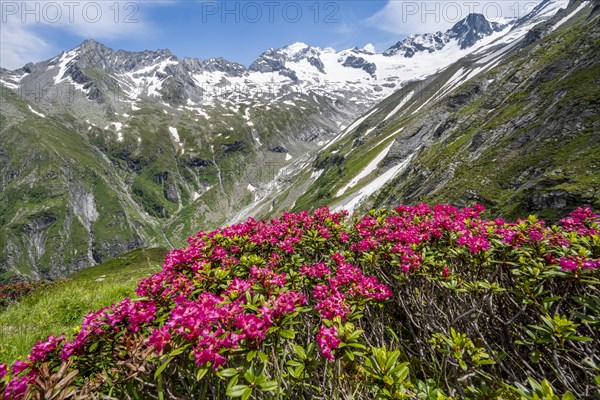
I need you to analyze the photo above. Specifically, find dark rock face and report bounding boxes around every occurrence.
[447,84,481,110]
[66,64,92,85]
[279,69,299,82]
[384,32,448,57]
[469,131,487,150]
[186,157,212,167]
[164,182,179,203]
[92,236,145,264]
[224,141,247,154]
[308,57,325,73]
[198,58,246,76]
[249,49,286,73]
[448,14,505,49]
[249,45,326,80]
[160,79,187,105]
[524,190,581,211]
[342,56,377,77]
[24,214,57,233]
[269,145,288,153]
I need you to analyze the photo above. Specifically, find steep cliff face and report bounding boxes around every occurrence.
[0,91,151,279]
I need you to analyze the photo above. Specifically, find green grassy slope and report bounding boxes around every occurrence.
[0,247,167,364]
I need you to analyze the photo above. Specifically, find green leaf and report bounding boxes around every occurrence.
[169,345,188,357]
[345,349,355,361]
[541,379,554,396]
[244,368,256,383]
[220,368,238,378]
[257,351,268,363]
[154,357,173,379]
[196,367,208,381]
[348,329,364,341]
[292,344,306,359]
[385,350,400,371]
[226,375,239,391]
[569,336,592,342]
[258,380,278,391]
[530,351,541,363]
[280,329,296,339]
[286,360,303,368]
[348,342,366,349]
[157,374,164,400]
[241,387,253,400]
[227,384,249,398]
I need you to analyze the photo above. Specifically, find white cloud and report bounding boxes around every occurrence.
[0,1,162,69]
[0,20,53,69]
[366,0,543,35]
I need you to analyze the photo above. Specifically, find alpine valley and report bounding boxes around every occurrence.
[1,0,598,279]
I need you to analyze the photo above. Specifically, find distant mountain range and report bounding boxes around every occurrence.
[1,0,598,280]
[0,10,513,116]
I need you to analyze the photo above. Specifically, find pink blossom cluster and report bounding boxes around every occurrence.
[145,270,307,369]
[3,360,34,399]
[316,326,341,361]
[28,334,65,364]
[308,255,392,323]
[560,256,600,271]
[59,299,157,362]
[561,206,600,236]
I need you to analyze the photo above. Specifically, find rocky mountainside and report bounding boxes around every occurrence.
[383,13,509,57]
[1,0,593,279]
[281,0,598,220]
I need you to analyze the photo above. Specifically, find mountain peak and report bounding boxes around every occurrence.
[75,39,112,53]
[384,13,509,56]
[284,42,309,52]
[448,13,507,49]
[362,43,376,53]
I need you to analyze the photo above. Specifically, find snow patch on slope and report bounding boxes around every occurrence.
[552,1,589,31]
[169,126,180,142]
[337,154,415,214]
[0,79,18,89]
[322,107,379,151]
[54,49,79,85]
[384,90,414,121]
[27,105,46,118]
[336,140,396,197]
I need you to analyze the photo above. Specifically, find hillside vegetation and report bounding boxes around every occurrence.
[0,205,598,399]
[0,248,166,366]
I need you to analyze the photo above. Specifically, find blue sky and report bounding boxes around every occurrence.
[1,1,543,69]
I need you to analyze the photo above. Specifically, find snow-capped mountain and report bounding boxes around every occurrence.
[384,13,509,57]
[1,12,517,120]
[1,0,588,279]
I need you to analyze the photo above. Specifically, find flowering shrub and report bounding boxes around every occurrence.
[1,205,598,399]
[0,281,58,309]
